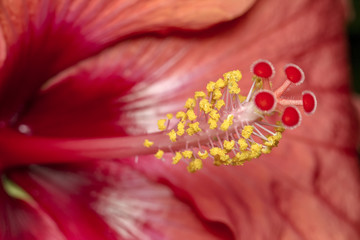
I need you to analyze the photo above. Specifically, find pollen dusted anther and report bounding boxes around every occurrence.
[147,60,317,172]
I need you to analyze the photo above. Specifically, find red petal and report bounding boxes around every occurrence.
[0,184,66,240]
[0,0,255,123]
[8,162,233,239]
[0,0,359,239]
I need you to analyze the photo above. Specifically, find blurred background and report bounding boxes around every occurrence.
[349,0,360,93]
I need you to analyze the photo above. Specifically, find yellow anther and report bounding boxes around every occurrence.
[166,113,173,120]
[242,125,254,139]
[220,115,234,131]
[219,153,230,162]
[212,89,222,100]
[223,70,242,82]
[198,150,208,160]
[228,82,240,94]
[250,143,262,158]
[182,150,193,159]
[176,111,187,121]
[194,91,206,100]
[187,158,203,173]
[167,129,177,142]
[209,147,228,161]
[261,146,272,154]
[186,127,195,136]
[199,99,212,113]
[172,152,182,164]
[238,95,247,103]
[265,132,282,147]
[254,77,263,89]
[184,98,196,109]
[206,81,216,92]
[220,121,230,131]
[276,127,285,133]
[215,99,225,110]
[186,109,197,121]
[238,138,248,151]
[236,151,251,162]
[209,109,220,121]
[189,122,201,133]
[208,118,218,129]
[274,132,282,140]
[155,150,164,159]
[215,78,226,89]
[157,119,167,131]
[177,122,185,136]
[143,139,154,148]
[223,140,235,151]
[209,147,222,156]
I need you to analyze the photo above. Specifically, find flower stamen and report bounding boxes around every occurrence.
[147,60,317,172]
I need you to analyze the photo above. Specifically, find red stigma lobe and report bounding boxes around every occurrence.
[281,106,301,128]
[254,91,276,112]
[284,64,304,84]
[302,91,317,114]
[251,60,274,78]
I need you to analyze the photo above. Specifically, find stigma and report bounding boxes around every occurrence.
[145,60,317,172]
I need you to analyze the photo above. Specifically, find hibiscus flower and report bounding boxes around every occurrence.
[0,0,359,240]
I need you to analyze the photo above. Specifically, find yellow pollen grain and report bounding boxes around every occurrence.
[182,150,193,159]
[265,132,282,147]
[242,125,254,139]
[236,151,250,162]
[157,119,167,131]
[262,146,272,154]
[215,99,225,110]
[167,129,177,142]
[184,98,196,109]
[186,109,197,121]
[223,140,235,151]
[187,158,203,173]
[186,127,195,136]
[209,148,228,161]
[166,113,173,120]
[276,126,285,133]
[238,95,247,103]
[215,78,226,89]
[212,89,222,100]
[250,143,262,158]
[189,122,201,133]
[219,153,230,162]
[143,139,154,148]
[172,152,182,164]
[223,70,242,82]
[199,99,212,113]
[176,111,187,121]
[198,150,208,160]
[209,109,220,121]
[194,91,206,100]
[208,118,218,129]
[155,150,164,159]
[254,77,263,89]
[220,115,234,131]
[206,81,216,92]
[238,138,248,151]
[228,82,240,94]
[209,147,222,156]
[177,122,185,136]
